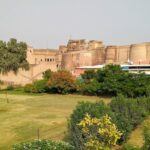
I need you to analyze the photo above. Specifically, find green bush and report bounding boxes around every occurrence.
[123,143,140,150]
[24,84,34,93]
[12,139,75,150]
[81,69,96,82]
[80,64,150,98]
[113,113,133,143]
[32,79,47,93]
[66,96,150,148]
[110,95,150,128]
[80,79,100,95]
[43,69,52,80]
[24,79,48,93]
[66,101,114,149]
[6,85,14,90]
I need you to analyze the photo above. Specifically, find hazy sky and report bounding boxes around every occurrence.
[0,0,150,48]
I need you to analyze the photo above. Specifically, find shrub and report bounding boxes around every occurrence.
[80,64,150,98]
[6,85,14,90]
[24,79,48,93]
[66,97,148,148]
[81,69,96,82]
[113,113,133,143]
[110,95,149,128]
[43,69,53,80]
[66,101,114,149]
[47,70,76,94]
[32,79,47,93]
[24,84,34,93]
[80,79,100,95]
[12,139,75,150]
[78,114,122,150]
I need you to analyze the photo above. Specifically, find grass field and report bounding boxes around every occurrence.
[127,117,150,148]
[0,93,110,150]
[0,92,148,149]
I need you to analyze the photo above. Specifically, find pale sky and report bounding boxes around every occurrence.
[0,0,150,48]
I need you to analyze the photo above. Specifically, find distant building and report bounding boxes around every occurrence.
[1,39,150,85]
[74,64,150,77]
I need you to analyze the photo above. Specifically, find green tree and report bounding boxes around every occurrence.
[42,69,52,80]
[81,69,96,82]
[0,38,29,73]
[80,64,150,97]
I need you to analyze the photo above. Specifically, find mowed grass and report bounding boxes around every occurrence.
[0,93,110,150]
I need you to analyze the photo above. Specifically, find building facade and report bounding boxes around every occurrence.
[1,39,150,85]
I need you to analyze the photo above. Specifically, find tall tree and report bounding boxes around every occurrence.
[0,38,29,73]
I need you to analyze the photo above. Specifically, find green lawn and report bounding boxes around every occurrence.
[0,93,110,150]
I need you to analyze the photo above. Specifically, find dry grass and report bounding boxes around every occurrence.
[127,117,150,148]
[0,93,110,150]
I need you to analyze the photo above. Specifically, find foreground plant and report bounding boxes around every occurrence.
[12,139,75,150]
[78,114,122,150]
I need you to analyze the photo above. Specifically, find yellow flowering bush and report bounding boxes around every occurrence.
[78,114,122,150]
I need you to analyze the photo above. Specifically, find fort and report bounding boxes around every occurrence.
[1,39,150,85]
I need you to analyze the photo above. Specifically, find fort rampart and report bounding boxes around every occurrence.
[1,39,150,85]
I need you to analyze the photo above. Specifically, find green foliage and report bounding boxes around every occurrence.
[24,84,34,93]
[123,143,140,150]
[81,69,96,82]
[12,139,75,150]
[66,101,114,149]
[32,79,47,93]
[78,114,122,150]
[110,95,150,128]
[81,79,100,95]
[112,113,133,143]
[24,70,77,94]
[80,64,150,97]
[0,38,29,74]
[24,80,47,93]
[109,95,150,144]
[42,69,52,80]
[142,127,150,150]
[6,85,14,91]
[67,95,150,149]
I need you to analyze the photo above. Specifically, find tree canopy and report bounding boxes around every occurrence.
[0,38,29,74]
